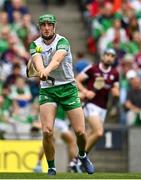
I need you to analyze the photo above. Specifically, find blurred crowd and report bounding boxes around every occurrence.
[0,0,40,139]
[1,0,141,140]
[77,0,141,127]
[0,0,83,140]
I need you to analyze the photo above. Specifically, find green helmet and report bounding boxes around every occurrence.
[38,14,56,24]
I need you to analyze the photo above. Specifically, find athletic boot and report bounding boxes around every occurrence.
[48,168,56,176]
[78,155,95,174]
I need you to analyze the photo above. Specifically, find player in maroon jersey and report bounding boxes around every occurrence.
[76,48,119,153]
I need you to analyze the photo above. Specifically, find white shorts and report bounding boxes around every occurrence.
[54,118,69,134]
[83,103,107,123]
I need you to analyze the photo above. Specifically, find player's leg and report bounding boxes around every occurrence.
[61,130,82,173]
[54,118,77,160]
[86,115,104,152]
[61,130,77,170]
[83,103,106,153]
[60,83,95,174]
[54,104,78,168]
[54,117,81,173]
[67,107,95,174]
[38,146,44,162]
[40,103,56,175]
[67,107,86,156]
[61,130,77,161]
[33,146,44,172]
[54,118,76,161]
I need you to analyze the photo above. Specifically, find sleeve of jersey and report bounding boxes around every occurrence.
[56,38,70,52]
[29,42,37,57]
[83,65,93,78]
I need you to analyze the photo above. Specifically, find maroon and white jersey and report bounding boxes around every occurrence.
[82,63,119,109]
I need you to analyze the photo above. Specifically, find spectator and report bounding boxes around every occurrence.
[119,54,135,125]
[6,33,29,62]
[0,95,9,139]
[135,52,141,78]
[5,63,21,85]
[9,76,32,109]
[127,15,140,39]
[0,26,10,54]
[120,54,135,104]
[0,11,9,33]
[129,0,141,13]
[125,75,141,126]
[74,51,91,74]
[16,14,38,49]
[11,10,22,32]
[1,83,12,111]
[98,18,128,54]
[0,84,12,139]
[28,78,40,102]
[126,31,141,55]
[6,0,29,23]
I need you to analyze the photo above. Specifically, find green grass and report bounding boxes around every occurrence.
[0,173,141,179]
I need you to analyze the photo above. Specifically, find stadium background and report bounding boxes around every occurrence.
[0,0,141,173]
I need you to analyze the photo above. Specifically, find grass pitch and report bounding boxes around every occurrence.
[0,172,141,179]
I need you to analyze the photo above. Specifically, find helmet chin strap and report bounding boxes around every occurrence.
[42,33,55,40]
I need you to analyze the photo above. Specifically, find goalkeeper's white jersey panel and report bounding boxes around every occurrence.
[33,34,75,88]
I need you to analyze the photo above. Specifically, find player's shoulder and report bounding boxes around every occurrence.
[56,34,70,51]
[82,64,95,74]
[88,64,99,71]
[56,34,68,40]
[111,67,119,75]
[56,34,70,44]
[34,37,42,45]
[29,37,42,55]
[29,37,42,47]
[93,63,99,69]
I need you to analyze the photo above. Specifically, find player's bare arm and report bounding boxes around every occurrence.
[76,73,95,99]
[32,54,45,74]
[40,50,67,79]
[111,82,119,97]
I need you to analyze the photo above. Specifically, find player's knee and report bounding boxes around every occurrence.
[43,127,53,137]
[96,128,104,139]
[75,128,85,137]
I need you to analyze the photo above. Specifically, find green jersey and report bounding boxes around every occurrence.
[29,34,75,88]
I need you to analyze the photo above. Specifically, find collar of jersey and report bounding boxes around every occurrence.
[99,62,111,73]
[42,34,57,46]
